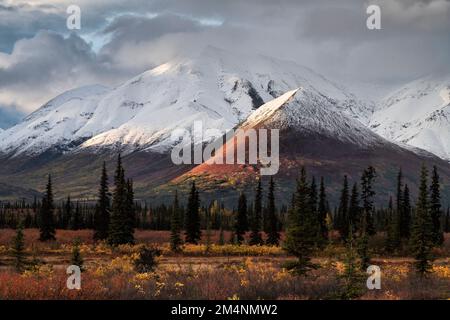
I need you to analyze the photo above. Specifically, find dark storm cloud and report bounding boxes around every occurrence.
[0,0,449,117]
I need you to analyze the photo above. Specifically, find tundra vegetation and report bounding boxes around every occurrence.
[0,158,449,300]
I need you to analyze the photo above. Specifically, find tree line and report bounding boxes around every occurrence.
[1,157,449,274]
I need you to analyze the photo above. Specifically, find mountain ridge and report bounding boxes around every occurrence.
[0,47,372,157]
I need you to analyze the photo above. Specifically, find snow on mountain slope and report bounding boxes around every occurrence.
[370,74,450,160]
[194,87,384,169]
[0,85,109,155]
[0,47,370,156]
[181,84,414,187]
[242,87,383,147]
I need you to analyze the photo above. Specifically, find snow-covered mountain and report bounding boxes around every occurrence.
[0,47,371,156]
[186,86,387,177]
[370,73,450,160]
[0,85,109,155]
[177,83,450,206]
[241,88,382,147]
[1,46,449,165]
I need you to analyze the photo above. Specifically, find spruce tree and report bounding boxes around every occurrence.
[64,195,73,229]
[401,184,412,239]
[445,207,450,233]
[126,179,136,237]
[385,196,400,252]
[12,222,26,272]
[185,181,201,244]
[283,167,317,275]
[234,193,248,244]
[339,228,365,299]
[108,155,134,246]
[94,162,110,241]
[70,202,81,230]
[396,169,404,225]
[360,166,376,235]
[348,183,360,234]
[410,165,434,276]
[249,180,263,245]
[429,166,444,245]
[357,215,371,270]
[396,169,407,242]
[39,174,56,241]
[309,177,318,218]
[170,191,183,252]
[266,177,280,245]
[337,176,350,241]
[317,177,328,245]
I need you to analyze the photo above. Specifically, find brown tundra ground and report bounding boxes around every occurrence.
[0,229,449,300]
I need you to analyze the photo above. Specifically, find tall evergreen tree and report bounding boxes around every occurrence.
[396,169,404,223]
[108,155,134,245]
[94,162,110,241]
[317,177,328,244]
[234,193,248,244]
[429,166,444,245]
[348,183,360,234]
[266,177,280,246]
[401,184,412,239]
[337,176,350,241]
[309,177,318,217]
[410,165,434,276]
[126,179,136,236]
[249,180,263,245]
[357,214,371,271]
[445,207,450,233]
[283,167,317,275]
[360,166,376,235]
[64,195,73,229]
[185,181,201,244]
[39,174,56,241]
[385,196,400,252]
[70,202,81,230]
[396,169,407,241]
[170,191,183,252]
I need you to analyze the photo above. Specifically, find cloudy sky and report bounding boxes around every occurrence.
[0,0,449,128]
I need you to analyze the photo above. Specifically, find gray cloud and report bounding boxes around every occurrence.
[0,1,65,52]
[0,0,448,118]
[97,13,214,73]
[0,31,119,113]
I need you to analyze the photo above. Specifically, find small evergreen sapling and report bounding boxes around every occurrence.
[12,222,26,272]
[70,238,84,271]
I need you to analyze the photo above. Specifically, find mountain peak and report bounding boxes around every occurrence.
[370,73,450,160]
[0,52,374,156]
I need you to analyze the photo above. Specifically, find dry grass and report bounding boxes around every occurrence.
[0,229,449,300]
[0,255,449,300]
